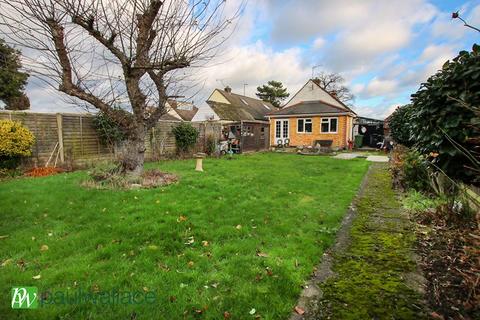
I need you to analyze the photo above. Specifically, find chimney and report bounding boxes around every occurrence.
[330,90,337,98]
[224,86,232,93]
[312,78,321,86]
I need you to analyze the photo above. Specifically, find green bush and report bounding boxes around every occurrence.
[401,149,432,193]
[205,134,216,155]
[172,123,198,154]
[92,110,126,147]
[409,44,480,184]
[388,104,415,147]
[0,119,35,169]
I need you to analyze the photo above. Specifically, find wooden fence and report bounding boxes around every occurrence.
[0,111,222,168]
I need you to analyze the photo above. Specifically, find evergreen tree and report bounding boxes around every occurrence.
[0,38,29,110]
[256,80,289,108]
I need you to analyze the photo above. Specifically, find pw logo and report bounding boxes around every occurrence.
[11,287,38,309]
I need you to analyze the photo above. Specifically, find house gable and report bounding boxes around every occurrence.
[207,89,231,105]
[284,79,347,110]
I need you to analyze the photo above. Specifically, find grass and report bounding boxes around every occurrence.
[0,153,369,319]
[315,164,425,319]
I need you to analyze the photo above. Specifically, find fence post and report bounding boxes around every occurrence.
[56,113,65,163]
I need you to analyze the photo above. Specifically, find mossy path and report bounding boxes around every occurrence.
[295,163,427,319]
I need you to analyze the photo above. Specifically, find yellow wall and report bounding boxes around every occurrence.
[269,115,352,149]
[208,90,230,104]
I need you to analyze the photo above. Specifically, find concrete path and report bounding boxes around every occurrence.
[333,153,389,162]
[366,155,389,162]
[332,153,359,159]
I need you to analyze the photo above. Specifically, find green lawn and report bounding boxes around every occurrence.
[0,153,369,319]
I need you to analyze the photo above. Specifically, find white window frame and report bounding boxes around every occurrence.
[297,118,313,134]
[320,117,338,134]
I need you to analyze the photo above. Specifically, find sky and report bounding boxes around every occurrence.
[17,0,480,119]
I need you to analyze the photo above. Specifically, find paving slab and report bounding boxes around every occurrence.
[366,155,389,162]
[333,153,360,159]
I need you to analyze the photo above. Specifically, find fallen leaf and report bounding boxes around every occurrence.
[169,295,177,302]
[223,311,231,319]
[256,252,268,258]
[202,241,209,247]
[249,308,256,315]
[40,245,49,251]
[142,287,149,292]
[32,274,41,280]
[102,208,107,212]
[236,224,242,230]
[0,235,9,239]
[48,232,53,237]
[177,215,187,222]
[148,245,159,250]
[187,261,194,267]
[31,236,36,241]
[294,306,305,315]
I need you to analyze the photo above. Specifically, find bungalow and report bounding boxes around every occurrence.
[267,79,357,149]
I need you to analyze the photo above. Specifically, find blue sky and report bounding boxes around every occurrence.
[19,0,480,118]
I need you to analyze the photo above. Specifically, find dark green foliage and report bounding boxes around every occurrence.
[205,134,216,155]
[92,110,126,147]
[409,44,480,184]
[0,38,29,109]
[388,104,415,147]
[401,149,433,193]
[256,80,289,108]
[172,122,198,154]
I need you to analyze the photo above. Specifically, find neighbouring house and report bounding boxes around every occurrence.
[192,86,275,152]
[164,100,198,121]
[267,79,357,149]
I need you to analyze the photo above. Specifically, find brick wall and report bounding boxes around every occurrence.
[269,115,352,148]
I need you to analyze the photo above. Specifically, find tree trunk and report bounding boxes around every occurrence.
[120,129,146,177]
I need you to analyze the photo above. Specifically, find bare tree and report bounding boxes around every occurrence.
[312,72,355,105]
[0,0,243,176]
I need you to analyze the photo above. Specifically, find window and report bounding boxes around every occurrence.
[321,118,338,133]
[297,118,312,133]
[275,120,281,138]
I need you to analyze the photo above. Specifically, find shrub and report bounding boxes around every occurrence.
[390,146,432,193]
[205,134,216,155]
[409,44,480,185]
[388,104,415,147]
[172,123,198,154]
[0,119,35,168]
[92,110,126,148]
[401,149,432,193]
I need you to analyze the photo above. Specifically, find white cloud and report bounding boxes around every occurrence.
[312,37,325,49]
[365,77,399,97]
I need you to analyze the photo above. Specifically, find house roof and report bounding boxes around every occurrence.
[167,99,199,121]
[207,101,259,121]
[282,79,356,114]
[267,100,354,117]
[209,89,275,121]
